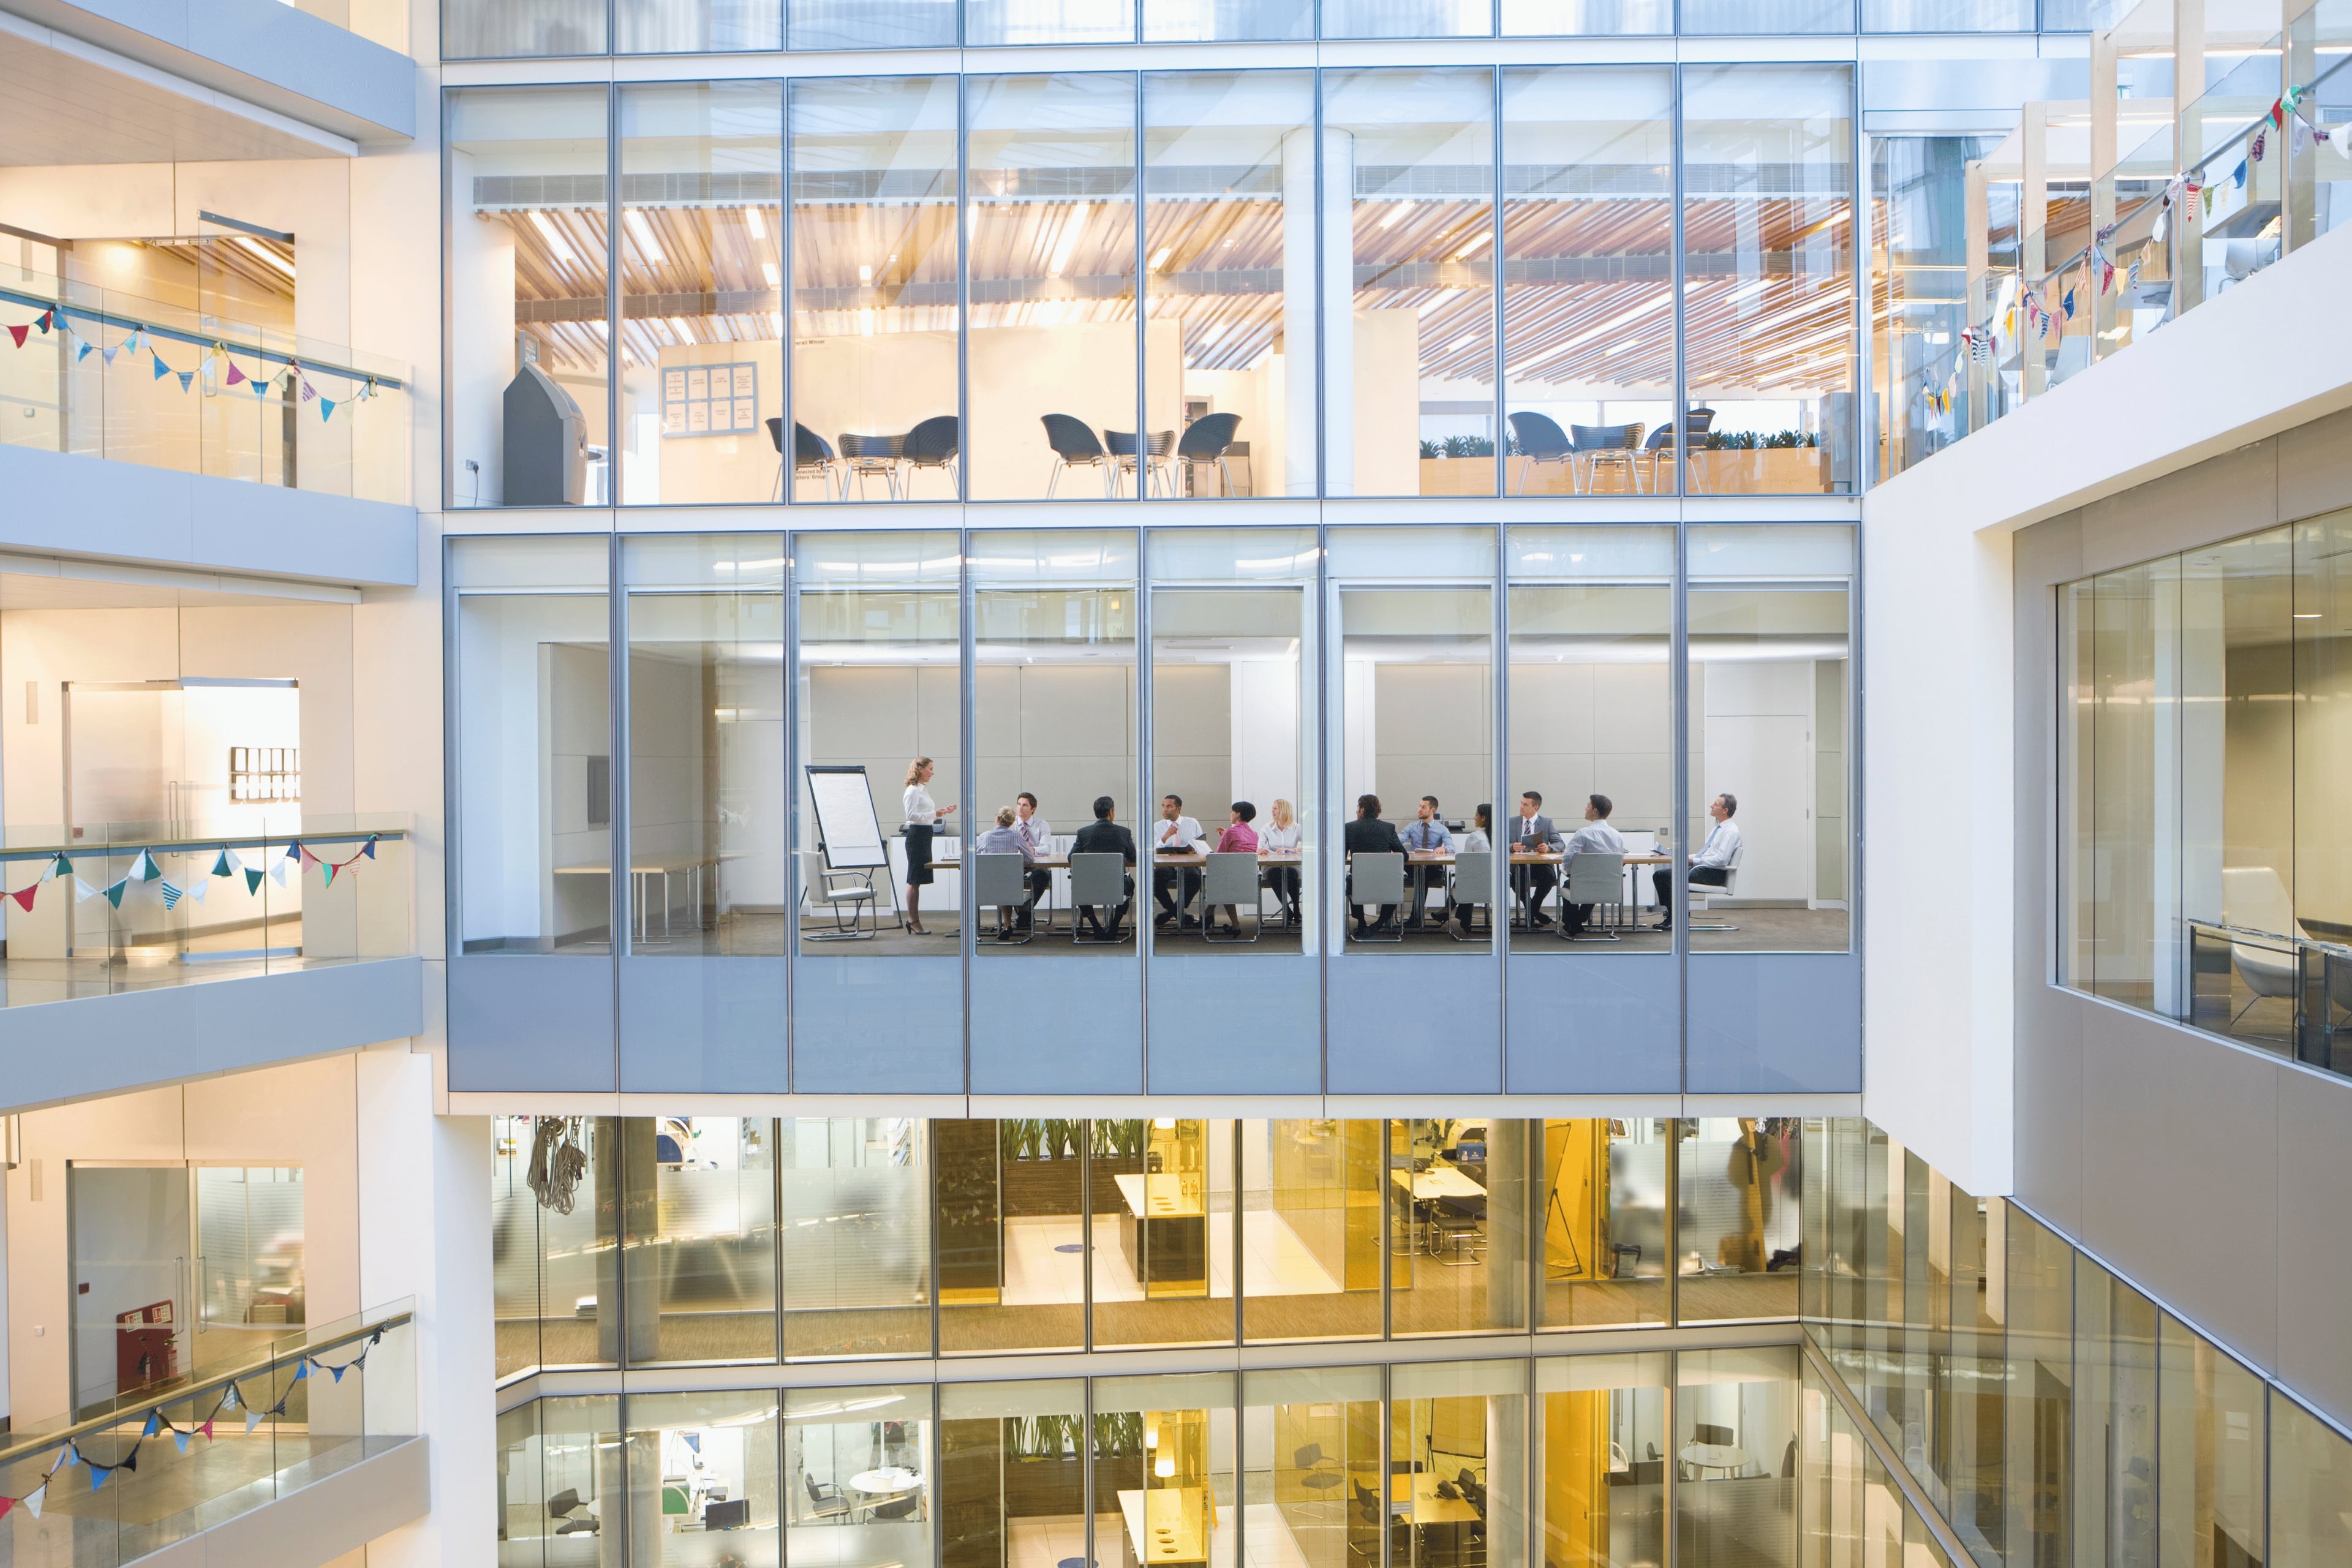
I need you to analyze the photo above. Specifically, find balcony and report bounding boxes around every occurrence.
[0,1302,422,1568]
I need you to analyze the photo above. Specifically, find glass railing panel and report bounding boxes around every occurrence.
[0,268,410,504]
[2286,3,2352,254]
[0,816,412,1008]
[2176,39,2288,314]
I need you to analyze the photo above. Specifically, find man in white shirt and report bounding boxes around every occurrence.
[1012,791,1053,932]
[1153,793,1205,929]
[1561,793,1627,938]
[1654,793,1742,932]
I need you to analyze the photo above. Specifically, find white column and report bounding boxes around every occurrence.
[1300,127,1354,496]
[2021,103,2049,399]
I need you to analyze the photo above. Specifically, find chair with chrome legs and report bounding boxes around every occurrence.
[1506,412,1577,494]
[1107,429,1175,496]
[901,414,960,497]
[1175,412,1243,496]
[1042,414,1114,497]
[1570,422,1647,494]
[838,432,905,500]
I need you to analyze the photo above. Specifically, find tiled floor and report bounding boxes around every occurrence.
[1009,1500,1317,1568]
[999,1212,1342,1309]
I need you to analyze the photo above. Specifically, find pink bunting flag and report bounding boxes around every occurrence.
[8,886,34,913]
[300,378,317,402]
[225,361,247,386]
[198,1420,214,1441]
[6,324,24,348]
[0,1496,13,1520]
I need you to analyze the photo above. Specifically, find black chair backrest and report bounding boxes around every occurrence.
[1572,422,1641,452]
[1694,1422,1734,1447]
[1645,408,1717,450]
[905,414,960,462]
[1178,411,1242,458]
[1507,411,1573,459]
[548,1487,581,1517]
[804,1472,826,1502]
[1295,1442,1324,1471]
[765,417,785,455]
[1041,413,1106,460]
[794,421,835,464]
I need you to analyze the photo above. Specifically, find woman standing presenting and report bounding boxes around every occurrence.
[902,756,955,935]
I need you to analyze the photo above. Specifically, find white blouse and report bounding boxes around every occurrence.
[1261,822,1302,851]
[1460,829,1492,853]
[903,783,939,826]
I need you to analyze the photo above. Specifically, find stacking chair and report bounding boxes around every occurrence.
[1347,852,1405,941]
[1175,412,1243,496]
[1427,1194,1486,1265]
[1042,414,1115,496]
[1560,852,1624,941]
[1571,423,1647,493]
[1107,429,1175,496]
[1506,412,1577,494]
[1447,850,1493,941]
[901,414,960,496]
[797,850,877,940]
[838,432,904,500]
[782,420,845,500]
[976,853,1033,943]
[1643,409,1714,491]
[1069,852,1133,943]
[1200,851,1262,942]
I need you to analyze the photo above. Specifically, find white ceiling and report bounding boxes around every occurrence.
[0,26,351,166]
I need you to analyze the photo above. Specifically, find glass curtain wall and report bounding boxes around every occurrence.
[937,1117,1083,1355]
[616,83,785,508]
[1241,1120,1384,1343]
[624,1389,782,1562]
[1324,69,1497,498]
[1140,72,1313,499]
[1676,1346,1801,1568]
[1537,1352,1668,1568]
[967,75,1140,499]
[1390,1359,1529,1568]
[780,1117,934,1359]
[1145,0,1312,43]
[620,0,783,51]
[1243,1366,1382,1568]
[1674,1118,1802,1323]
[789,77,962,503]
[446,0,606,59]
[617,1115,779,1364]
[1680,67,1857,497]
[785,1383,929,1557]
[1092,1374,1238,1568]
[447,88,612,509]
[1389,1119,1530,1337]
[940,1379,1089,1568]
[1540,1118,1670,1329]
[1501,69,1675,496]
[1090,1120,1237,1349]
[1502,0,1668,34]
[791,0,955,50]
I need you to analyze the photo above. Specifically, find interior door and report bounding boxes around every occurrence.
[67,1164,190,1414]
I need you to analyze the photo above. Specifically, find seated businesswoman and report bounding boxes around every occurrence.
[1261,798,1302,927]
[902,756,955,936]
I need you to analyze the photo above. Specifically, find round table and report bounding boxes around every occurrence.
[849,1468,922,1496]
[1678,1442,1747,1478]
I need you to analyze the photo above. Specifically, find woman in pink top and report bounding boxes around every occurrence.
[1211,801,1259,934]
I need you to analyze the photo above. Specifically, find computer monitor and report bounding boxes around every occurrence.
[703,1498,750,1531]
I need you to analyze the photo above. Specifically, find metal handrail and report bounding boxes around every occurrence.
[0,285,407,391]
[0,1305,414,1471]
[0,826,407,867]
[2185,917,2352,956]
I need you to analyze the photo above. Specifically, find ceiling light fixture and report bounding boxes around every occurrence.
[528,211,578,265]
[625,209,665,265]
[1379,200,1415,231]
[744,206,767,240]
[859,263,873,283]
[233,235,296,280]
[1452,228,1494,260]
[1047,201,1091,278]
[1150,246,1172,271]
[763,262,782,287]
[1537,292,1671,360]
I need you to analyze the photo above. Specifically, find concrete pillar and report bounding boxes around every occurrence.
[594,1117,660,1365]
[1486,1121,1528,1331]
[1965,159,1991,431]
[1313,128,1355,496]
[2021,103,2049,399]
[1283,127,1320,497]
[2176,0,2208,312]
[2092,28,2120,360]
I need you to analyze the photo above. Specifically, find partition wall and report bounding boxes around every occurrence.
[444,524,1855,1096]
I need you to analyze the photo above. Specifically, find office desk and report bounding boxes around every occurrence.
[1677,1442,1748,1479]
[1389,1165,1485,1252]
[1390,1473,1484,1525]
[1110,1172,1207,1291]
[1118,1487,1210,1566]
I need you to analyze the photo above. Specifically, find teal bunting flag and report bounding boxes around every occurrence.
[102,880,126,909]
[211,847,238,878]
[133,850,161,881]
[320,398,335,422]
[152,353,170,380]
[178,371,194,391]
[292,1361,309,1384]
[172,1431,190,1455]
[159,881,184,910]
[51,853,69,878]
[75,342,92,362]
[143,1414,158,1438]
[244,867,264,895]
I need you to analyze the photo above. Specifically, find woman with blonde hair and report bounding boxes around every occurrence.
[1260,797,1302,927]
[902,756,955,935]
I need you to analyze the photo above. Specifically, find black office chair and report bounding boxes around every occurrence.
[549,1487,598,1535]
[804,1470,853,1522]
[902,414,960,496]
[1175,412,1243,496]
[1694,1422,1734,1447]
[1506,412,1575,494]
[1296,1442,1344,1490]
[1642,408,1714,492]
[869,1494,922,1521]
[1041,413,1114,497]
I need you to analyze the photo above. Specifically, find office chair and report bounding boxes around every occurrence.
[804,1471,854,1523]
[1175,411,1243,496]
[902,414,960,497]
[1069,852,1133,943]
[1295,1442,1344,1490]
[1561,851,1624,941]
[1201,851,1261,942]
[838,432,905,500]
[1571,422,1647,494]
[782,420,845,500]
[869,1494,922,1521]
[1042,414,1114,497]
[2220,865,2306,1025]
[1346,852,1405,941]
[1506,412,1575,494]
[1427,1194,1486,1265]
[976,853,1034,944]
[1447,850,1492,941]
[1683,841,1743,932]
[797,849,878,940]
[549,1487,599,1535]
[1694,1423,1733,1447]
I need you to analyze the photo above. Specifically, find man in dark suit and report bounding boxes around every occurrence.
[1342,793,1408,935]
[1507,790,1566,928]
[1070,794,1137,940]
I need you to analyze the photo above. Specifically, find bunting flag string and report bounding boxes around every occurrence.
[2,836,378,919]
[1,309,386,423]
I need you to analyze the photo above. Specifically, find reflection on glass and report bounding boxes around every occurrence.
[940,1380,1087,1568]
[1674,1347,1799,1567]
[497,1396,620,1566]
[2072,1253,2157,1568]
[1093,1374,1237,1568]
[1541,1118,1667,1327]
[618,1117,777,1363]
[445,0,606,58]
[1322,0,1488,40]
[1673,1118,1800,1322]
[1325,69,1496,496]
[967,75,1139,499]
[615,83,783,507]
[968,0,1134,45]
[1536,1353,1666,1568]
[1683,584,1852,954]
[1241,1120,1382,1343]
[1679,0,1853,31]
[1244,1366,1382,1568]
[1870,130,2002,481]
[790,77,962,502]
[453,539,612,955]
[1142,72,1312,497]
[1389,1119,1527,1336]
[971,532,1139,952]
[1681,66,1856,496]
[1390,1360,1528,1568]
[937,1118,1083,1355]
[1093,1120,1235,1349]
[448,88,611,508]
[791,0,955,50]
[619,0,783,54]
[1501,0,1667,32]
[2158,1313,2266,1568]
[780,1117,934,1359]
[794,533,962,952]
[1144,0,1310,42]
[2269,1390,2352,1568]
[628,1390,782,1563]
[787,1384,929,1560]
[1501,69,1675,495]
[625,537,785,956]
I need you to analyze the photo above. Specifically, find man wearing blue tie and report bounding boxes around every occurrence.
[1655,793,1742,932]
[1400,794,1454,929]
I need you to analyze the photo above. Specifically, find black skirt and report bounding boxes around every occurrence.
[904,823,935,885]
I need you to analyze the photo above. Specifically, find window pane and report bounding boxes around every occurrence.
[449,88,610,508]
[1863,0,2031,26]
[786,1384,929,1557]
[619,1115,778,1363]
[2270,1392,2352,1568]
[2292,512,2351,998]
[968,0,1134,45]
[1682,584,1852,954]
[1145,0,1310,43]
[1325,69,1496,497]
[614,83,783,507]
[1673,1117,1801,1323]
[1243,1366,1382,1568]
[937,1118,1084,1355]
[628,1390,782,1560]
[1674,1346,1800,1567]
[625,536,785,957]
[781,1117,935,1359]
[1501,0,1667,34]
[1536,1352,1666,1568]
[444,0,606,57]
[1680,0,1853,30]
[2002,1207,2070,1568]
[1323,0,1490,40]
[940,1380,1088,1568]
[1093,1373,1237,1568]
[2086,557,2179,1007]
[1142,71,1313,497]
[502,1396,620,1564]
[1240,1119,1384,1343]
[1541,1117,1668,1328]
[2159,1314,2267,1568]
[1091,1119,1235,1348]
[1390,1118,1529,1336]
[968,75,1140,500]
[1390,1359,1529,1568]
[792,0,955,50]
[1501,69,1674,496]
[794,531,962,952]
[619,0,783,51]
[1681,66,1856,497]
[790,77,962,504]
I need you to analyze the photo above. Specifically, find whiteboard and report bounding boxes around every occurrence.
[807,764,890,869]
